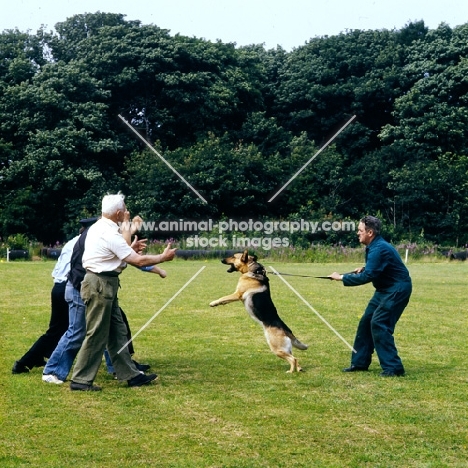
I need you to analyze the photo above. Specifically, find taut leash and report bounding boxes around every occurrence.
[270,271,357,279]
[269,272,319,278]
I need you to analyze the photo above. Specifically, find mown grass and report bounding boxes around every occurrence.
[1,258,467,467]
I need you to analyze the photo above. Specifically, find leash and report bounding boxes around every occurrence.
[270,271,358,279]
[270,272,320,278]
[269,265,357,353]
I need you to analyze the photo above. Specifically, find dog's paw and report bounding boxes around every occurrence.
[209,301,218,307]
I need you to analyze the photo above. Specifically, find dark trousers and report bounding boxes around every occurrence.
[18,281,69,369]
[121,309,135,356]
[351,280,412,373]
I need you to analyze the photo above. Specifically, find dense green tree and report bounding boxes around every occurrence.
[0,60,121,241]
[381,26,468,159]
[388,154,468,244]
[47,15,267,149]
[1,15,468,245]
[123,133,281,222]
[377,24,468,240]
[47,12,139,63]
[272,27,415,142]
[0,28,47,82]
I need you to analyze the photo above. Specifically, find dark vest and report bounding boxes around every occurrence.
[68,227,90,290]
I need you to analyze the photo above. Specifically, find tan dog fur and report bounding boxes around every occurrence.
[210,250,307,372]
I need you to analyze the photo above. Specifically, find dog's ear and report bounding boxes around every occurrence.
[250,254,258,262]
[241,249,249,263]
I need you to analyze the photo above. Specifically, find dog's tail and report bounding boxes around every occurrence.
[292,338,308,350]
[283,329,308,350]
[288,334,308,350]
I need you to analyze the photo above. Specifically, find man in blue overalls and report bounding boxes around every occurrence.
[330,215,412,377]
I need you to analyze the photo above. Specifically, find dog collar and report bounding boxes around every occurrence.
[249,263,267,276]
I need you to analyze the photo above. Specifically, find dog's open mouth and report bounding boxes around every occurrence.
[221,259,237,273]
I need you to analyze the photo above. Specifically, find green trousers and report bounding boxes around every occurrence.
[71,272,140,385]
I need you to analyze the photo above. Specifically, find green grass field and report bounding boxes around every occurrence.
[1,259,467,467]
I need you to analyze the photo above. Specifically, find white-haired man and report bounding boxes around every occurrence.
[70,193,176,391]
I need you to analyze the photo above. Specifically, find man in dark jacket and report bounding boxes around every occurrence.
[330,215,412,376]
[12,220,91,374]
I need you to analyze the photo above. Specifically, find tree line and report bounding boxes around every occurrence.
[1,12,467,246]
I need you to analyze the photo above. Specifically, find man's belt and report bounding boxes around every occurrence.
[87,270,120,277]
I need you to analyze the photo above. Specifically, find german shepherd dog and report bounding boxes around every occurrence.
[209,250,308,372]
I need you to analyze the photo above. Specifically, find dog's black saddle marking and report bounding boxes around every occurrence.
[249,288,293,332]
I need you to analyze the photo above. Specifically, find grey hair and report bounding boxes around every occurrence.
[101,193,125,216]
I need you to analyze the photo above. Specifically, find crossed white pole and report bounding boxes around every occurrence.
[268,115,356,202]
[118,114,208,204]
[118,264,355,354]
[116,114,357,353]
[120,113,356,205]
[117,266,206,354]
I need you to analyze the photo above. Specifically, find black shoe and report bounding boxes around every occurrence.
[128,373,158,387]
[132,360,151,372]
[380,369,405,377]
[12,361,29,374]
[343,365,369,372]
[33,359,47,368]
[70,381,102,391]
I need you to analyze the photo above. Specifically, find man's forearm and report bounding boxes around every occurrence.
[125,247,176,268]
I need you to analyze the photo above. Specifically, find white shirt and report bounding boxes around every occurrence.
[82,217,133,273]
[52,235,80,283]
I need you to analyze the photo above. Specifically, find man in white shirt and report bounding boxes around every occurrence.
[70,193,176,391]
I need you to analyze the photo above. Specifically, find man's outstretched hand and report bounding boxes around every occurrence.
[131,235,147,254]
[160,243,177,262]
